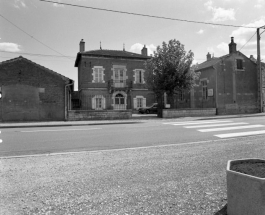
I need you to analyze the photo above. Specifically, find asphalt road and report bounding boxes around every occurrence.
[1,115,265,157]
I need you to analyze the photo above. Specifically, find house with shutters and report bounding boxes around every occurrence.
[74,40,156,112]
[190,37,260,114]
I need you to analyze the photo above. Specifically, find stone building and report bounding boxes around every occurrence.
[0,56,73,121]
[192,37,259,114]
[74,40,156,112]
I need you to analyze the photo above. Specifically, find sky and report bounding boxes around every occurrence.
[1,0,265,90]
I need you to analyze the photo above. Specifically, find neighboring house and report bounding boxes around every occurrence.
[0,56,73,122]
[191,37,259,114]
[74,40,155,111]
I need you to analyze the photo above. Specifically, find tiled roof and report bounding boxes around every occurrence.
[196,54,231,71]
[196,57,222,71]
[83,49,150,59]
[75,49,150,67]
[0,56,73,83]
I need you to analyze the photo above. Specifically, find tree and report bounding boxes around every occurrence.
[145,39,200,98]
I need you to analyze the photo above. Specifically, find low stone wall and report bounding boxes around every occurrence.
[162,108,216,118]
[68,110,132,121]
[217,106,259,115]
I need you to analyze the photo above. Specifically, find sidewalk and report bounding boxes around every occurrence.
[0,112,265,129]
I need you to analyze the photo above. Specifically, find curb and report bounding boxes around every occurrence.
[0,121,143,129]
[0,113,264,129]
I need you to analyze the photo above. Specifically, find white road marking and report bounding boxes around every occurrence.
[200,124,264,132]
[163,120,227,125]
[198,124,264,132]
[0,138,238,159]
[21,128,102,133]
[164,120,232,126]
[215,130,265,138]
[0,139,2,143]
[185,122,248,128]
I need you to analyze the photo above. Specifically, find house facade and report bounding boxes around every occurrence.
[0,56,73,122]
[191,37,260,114]
[74,40,156,112]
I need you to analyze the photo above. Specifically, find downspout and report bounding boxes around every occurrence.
[213,65,218,114]
[65,82,74,121]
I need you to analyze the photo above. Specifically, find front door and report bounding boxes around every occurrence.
[114,93,126,110]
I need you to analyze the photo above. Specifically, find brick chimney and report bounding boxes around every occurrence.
[250,55,257,63]
[79,39,85,52]
[206,52,211,61]
[229,37,237,54]
[141,45,148,56]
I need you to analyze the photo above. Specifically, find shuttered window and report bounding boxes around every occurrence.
[92,95,105,110]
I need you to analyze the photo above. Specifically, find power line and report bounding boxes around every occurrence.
[0,50,75,58]
[0,14,71,59]
[238,31,257,51]
[40,0,258,29]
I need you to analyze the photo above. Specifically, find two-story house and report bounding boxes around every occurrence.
[192,37,259,114]
[74,40,155,112]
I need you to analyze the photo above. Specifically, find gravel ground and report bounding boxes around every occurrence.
[1,136,265,215]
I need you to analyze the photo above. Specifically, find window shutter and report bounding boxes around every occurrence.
[142,70,146,84]
[92,68,95,83]
[143,98,146,107]
[92,97,96,109]
[135,70,139,83]
[133,71,136,84]
[102,97,106,109]
[133,98,137,109]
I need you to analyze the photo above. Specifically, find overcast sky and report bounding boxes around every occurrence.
[1,0,265,90]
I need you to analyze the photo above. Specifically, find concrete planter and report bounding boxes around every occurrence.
[227,158,265,215]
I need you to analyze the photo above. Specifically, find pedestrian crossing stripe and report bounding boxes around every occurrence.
[163,120,232,126]
[184,122,248,128]
[198,124,264,132]
[215,130,265,138]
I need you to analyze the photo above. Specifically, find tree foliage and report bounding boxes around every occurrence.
[145,39,200,97]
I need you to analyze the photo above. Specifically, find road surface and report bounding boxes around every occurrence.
[1,115,265,157]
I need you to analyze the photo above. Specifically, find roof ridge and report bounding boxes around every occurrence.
[0,56,72,82]
[84,49,143,54]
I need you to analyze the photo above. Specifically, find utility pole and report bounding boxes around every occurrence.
[257,26,265,113]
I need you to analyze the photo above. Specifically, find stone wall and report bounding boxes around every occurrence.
[68,110,132,121]
[162,108,216,118]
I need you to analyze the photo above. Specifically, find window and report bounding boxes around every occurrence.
[95,98,102,109]
[92,66,105,83]
[115,69,124,83]
[134,70,145,84]
[95,68,103,82]
[92,95,105,110]
[133,96,146,109]
[202,80,208,100]
[178,91,184,101]
[236,59,243,70]
[112,65,127,87]
[137,98,143,108]
[115,93,125,105]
